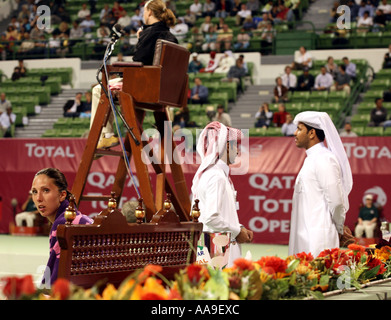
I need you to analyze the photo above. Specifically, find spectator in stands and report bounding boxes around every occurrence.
[213,104,232,127]
[129,8,143,30]
[51,5,71,25]
[342,57,357,80]
[272,103,289,127]
[273,76,289,103]
[15,191,39,228]
[255,12,272,33]
[357,10,374,32]
[166,0,177,16]
[30,24,44,40]
[373,9,387,31]
[31,168,93,286]
[200,50,219,72]
[359,0,376,17]
[190,77,209,105]
[188,52,204,74]
[170,17,189,42]
[330,1,340,23]
[291,46,313,70]
[78,3,91,20]
[238,54,248,74]
[330,64,351,95]
[117,10,132,29]
[340,122,358,137]
[296,66,315,91]
[173,105,190,128]
[236,3,252,25]
[255,102,273,128]
[0,106,16,137]
[378,0,391,20]
[200,15,214,33]
[246,0,260,17]
[188,26,204,51]
[183,9,197,28]
[17,59,27,77]
[100,3,112,22]
[80,14,96,34]
[262,0,274,13]
[112,1,125,19]
[5,25,19,41]
[105,11,117,29]
[215,0,233,18]
[314,66,334,91]
[233,27,251,51]
[281,65,297,92]
[325,56,339,79]
[203,0,216,17]
[18,32,35,55]
[260,21,275,55]
[281,113,296,136]
[221,58,247,94]
[190,0,203,19]
[63,92,84,118]
[11,66,23,81]
[354,194,379,239]
[215,50,235,73]
[69,20,84,46]
[369,97,387,127]
[80,91,92,118]
[383,43,391,69]
[216,24,233,52]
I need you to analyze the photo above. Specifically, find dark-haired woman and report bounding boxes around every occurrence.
[31,168,93,286]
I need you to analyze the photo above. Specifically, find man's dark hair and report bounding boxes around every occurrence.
[303,123,325,142]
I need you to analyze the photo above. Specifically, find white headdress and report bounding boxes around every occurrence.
[293,111,353,204]
[191,121,243,197]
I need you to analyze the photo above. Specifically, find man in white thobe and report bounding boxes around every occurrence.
[289,111,353,258]
[191,121,253,267]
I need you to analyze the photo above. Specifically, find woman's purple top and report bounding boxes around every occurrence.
[43,199,93,286]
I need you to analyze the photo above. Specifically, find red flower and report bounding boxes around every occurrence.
[348,244,366,253]
[186,264,207,283]
[294,252,314,262]
[2,275,36,299]
[367,256,386,276]
[233,258,254,271]
[52,278,71,300]
[256,256,288,274]
[168,288,183,300]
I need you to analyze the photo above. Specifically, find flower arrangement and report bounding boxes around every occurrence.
[3,244,391,300]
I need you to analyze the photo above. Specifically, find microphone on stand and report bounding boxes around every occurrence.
[110,24,125,42]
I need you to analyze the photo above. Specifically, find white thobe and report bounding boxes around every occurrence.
[193,160,242,267]
[289,142,346,258]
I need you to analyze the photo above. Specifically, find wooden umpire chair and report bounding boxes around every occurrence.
[57,194,203,288]
[57,40,203,288]
[71,39,192,222]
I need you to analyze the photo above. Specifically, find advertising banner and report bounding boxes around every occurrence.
[0,137,390,245]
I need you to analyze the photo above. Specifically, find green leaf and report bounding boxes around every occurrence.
[286,259,300,273]
[362,265,380,280]
[203,268,229,300]
[319,274,330,286]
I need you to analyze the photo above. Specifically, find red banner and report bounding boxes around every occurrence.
[1,137,390,244]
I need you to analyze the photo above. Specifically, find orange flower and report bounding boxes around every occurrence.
[137,265,163,282]
[375,246,391,262]
[2,275,36,299]
[52,278,70,300]
[140,277,168,300]
[348,244,366,253]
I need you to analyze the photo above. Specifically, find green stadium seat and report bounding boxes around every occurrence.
[376,69,391,80]
[370,79,390,90]
[53,117,72,129]
[357,102,374,114]
[249,127,267,137]
[362,90,384,102]
[352,126,365,136]
[364,126,384,136]
[351,114,371,127]
[290,91,309,103]
[310,90,328,102]
[265,127,284,136]
[42,129,59,137]
[384,126,391,136]
[328,91,347,103]
[208,92,229,110]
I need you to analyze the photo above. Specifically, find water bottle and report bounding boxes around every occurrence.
[381,221,391,241]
